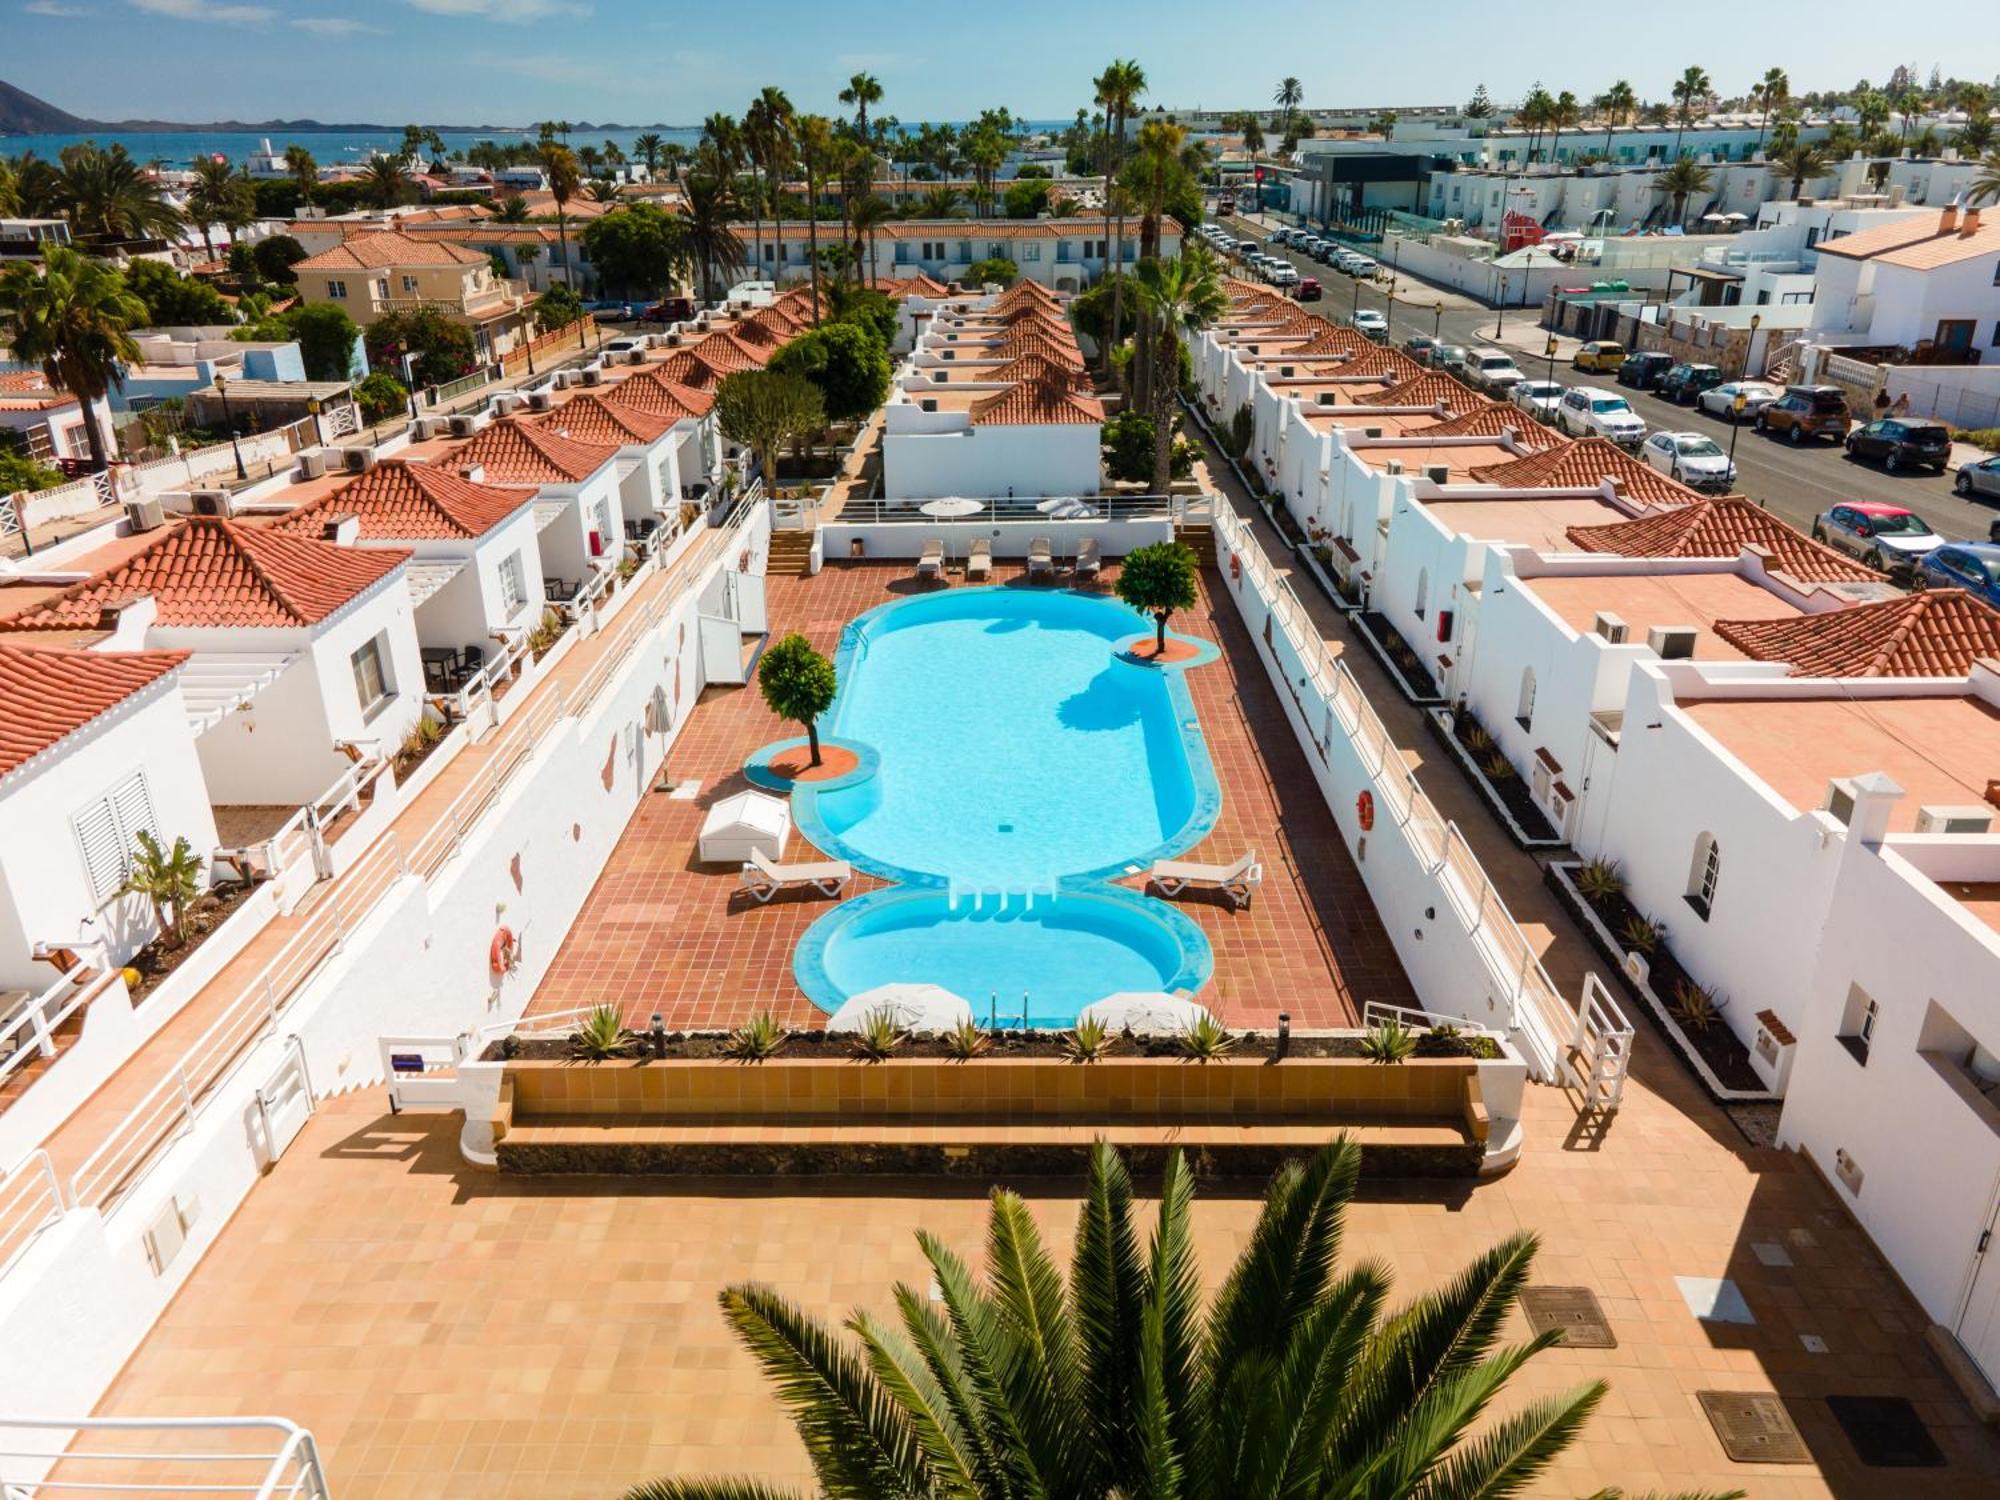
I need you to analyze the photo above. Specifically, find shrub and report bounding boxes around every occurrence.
[533,281,585,333]
[967,254,1022,285]
[850,1009,905,1062]
[1621,914,1664,954]
[1669,979,1722,1031]
[365,305,478,387]
[1480,750,1515,782]
[0,449,64,493]
[827,284,897,347]
[1179,1013,1237,1062]
[527,606,566,657]
[353,371,408,424]
[1461,722,1494,753]
[770,320,891,423]
[1226,404,1255,458]
[1575,859,1625,901]
[1002,180,1050,219]
[724,1012,787,1062]
[944,1018,990,1061]
[1414,1025,1503,1059]
[398,713,444,761]
[1360,1020,1416,1064]
[1102,409,1195,485]
[1957,426,2000,454]
[123,258,231,326]
[121,829,202,946]
[251,234,308,285]
[569,1003,632,1059]
[1063,1017,1112,1063]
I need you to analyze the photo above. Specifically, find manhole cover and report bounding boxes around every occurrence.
[1518,1286,1616,1348]
[1826,1396,1945,1468]
[1697,1391,1810,1464]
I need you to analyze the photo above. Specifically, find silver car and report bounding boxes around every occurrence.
[1512,380,1565,424]
[1956,453,2000,500]
[1696,380,1784,421]
[1641,431,1736,491]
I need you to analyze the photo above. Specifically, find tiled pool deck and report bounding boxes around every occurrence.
[526,560,1411,1032]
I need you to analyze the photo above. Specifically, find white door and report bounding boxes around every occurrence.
[1958,1189,2000,1390]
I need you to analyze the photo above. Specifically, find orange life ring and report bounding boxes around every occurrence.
[489,926,518,978]
[1356,790,1375,832]
[1229,553,1242,583]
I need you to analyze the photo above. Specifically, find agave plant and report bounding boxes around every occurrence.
[724,1011,787,1062]
[850,1009,905,1062]
[1179,1012,1237,1062]
[1670,979,1723,1032]
[569,1002,632,1059]
[1480,750,1516,782]
[1621,913,1664,954]
[1360,1019,1416,1064]
[1462,721,1495,753]
[620,1142,1739,1500]
[1575,858,1625,901]
[1063,1016,1112,1063]
[943,1018,991,1062]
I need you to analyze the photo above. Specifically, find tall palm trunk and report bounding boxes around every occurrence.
[752,161,765,285]
[806,174,822,323]
[1107,104,1127,375]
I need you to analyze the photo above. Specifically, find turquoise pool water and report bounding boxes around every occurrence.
[785,588,1221,1024]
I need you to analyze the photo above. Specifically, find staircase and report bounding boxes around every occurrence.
[767,528,815,577]
[1174,522,1217,568]
[1764,337,1804,385]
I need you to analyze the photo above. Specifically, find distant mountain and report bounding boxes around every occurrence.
[0,79,88,135]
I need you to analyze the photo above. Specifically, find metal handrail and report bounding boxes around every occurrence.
[0,1149,63,1276]
[828,493,1183,526]
[0,1415,329,1499]
[0,966,119,1091]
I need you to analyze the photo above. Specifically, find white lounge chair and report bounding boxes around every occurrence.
[1151,849,1263,909]
[966,537,992,581]
[1027,536,1054,580]
[916,537,945,581]
[1074,537,1102,580]
[740,847,853,903]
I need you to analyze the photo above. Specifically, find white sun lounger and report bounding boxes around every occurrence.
[741,846,853,903]
[1151,849,1262,909]
[916,537,945,580]
[1028,536,1054,579]
[966,537,992,580]
[1074,537,1102,580]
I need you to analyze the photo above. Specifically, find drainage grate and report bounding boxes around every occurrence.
[1697,1390,1811,1464]
[1518,1285,1617,1348]
[1826,1396,1945,1468]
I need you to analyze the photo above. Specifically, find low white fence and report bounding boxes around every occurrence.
[0,1415,329,1498]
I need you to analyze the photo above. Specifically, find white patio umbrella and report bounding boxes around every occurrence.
[1078,992,1212,1034]
[919,497,984,518]
[827,982,974,1033]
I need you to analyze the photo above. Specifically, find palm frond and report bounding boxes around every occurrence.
[621,1482,809,1500]
[1409,1382,1607,1500]
[1336,1338,1556,1498]
[1148,1148,1206,1482]
[717,1284,930,1499]
[892,1283,1011,1497]
[1072,1140,1145,1478]
[1259,1263,1392,1497]
[848,1307,984,1497]
[917,1228,1046,1495]
[985,1188,1087,1488]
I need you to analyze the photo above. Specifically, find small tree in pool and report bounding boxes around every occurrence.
[1115,539,1200,654]
[758,633,838,767]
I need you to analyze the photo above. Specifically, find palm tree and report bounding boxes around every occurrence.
[839,72,883,147]
[1970,149,2000,206]
[632,133,664,176]
[1548,91,1581,165]
[1954,85,1993,153]
[1751,68,1789,153]
[680,170,744,306]
[186,156,246,263]
[660,143,690,183]
[1652,157,1714,224]
[1135,245,1226,492]
[0,244,148,473]
[619,1142,1721,1500]
[53,142,183,242]
[702,112,744,174]
[577,143,604,178]
[1897,89,1925,142]
[283,143,318,207]
[1773,141,1831,199]
[492,192,532,224]
[793,114,837,323]
[915,185,961,218]
[585,179,623,204]
[541,143,581,297]
[851,194,895,284]
[1595,80,1638,158]
[1273,76,1303,141]
[1856,90,1892,139]
[1516,84,1554,161]
[361,154,409,211]
[1096,58,1146,362]
[1670,64,1712,160]
[744,87,795,288]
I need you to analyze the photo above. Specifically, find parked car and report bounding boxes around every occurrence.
[1512,380,1566,423]
[1915,543,2000,607]
[1309,241,1337,263]
[1956,453,2000,499]
[1571,341,1627,373]
[1404,335,1442,364]
[1811,502,1945,574]
[601,337,647,357]
[1353,309,1389,339]
[1696,380,1784,421]
[1468,351,1525,396]
[1294,277,1321,301]
[1557,387,1647,447]
[1640,431,1737,490]
[641,297,694,323]
[1433,345,1472,377]
[1268,264,1300,288]
[1657,362,1725,406]
[1844,418,1953,474]
[1757,385,1851,444]
[1615,351,1675,390]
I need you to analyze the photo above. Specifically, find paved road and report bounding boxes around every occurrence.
[1218,214,2000,549]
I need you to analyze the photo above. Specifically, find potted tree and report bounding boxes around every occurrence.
[122,830,203,947]
[1115,539,1200,656]
[757,632,838,767]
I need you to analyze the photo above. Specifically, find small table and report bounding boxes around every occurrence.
[420,648,465,693]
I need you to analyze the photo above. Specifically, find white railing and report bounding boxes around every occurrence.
[1361,1000,1504,1038]
[1567,973,1634,1113]
[0,967,119,1093]
[0,1150,63,1277]
[0,1415,329,1499]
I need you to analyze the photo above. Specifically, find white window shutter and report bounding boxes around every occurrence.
[111,770,157,852]
[74,798,125,905]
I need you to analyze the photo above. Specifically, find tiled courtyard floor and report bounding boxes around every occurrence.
[527,560,1412,1032]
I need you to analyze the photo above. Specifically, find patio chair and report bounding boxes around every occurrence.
[1151,849,1263,910]
[740,847,854,904]
[1027,536,1055,580]
[1074,537,1102,580]
[916,537,945,581]
[966,537,992,581]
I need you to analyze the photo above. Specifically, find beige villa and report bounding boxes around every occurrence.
[291,229,537,364]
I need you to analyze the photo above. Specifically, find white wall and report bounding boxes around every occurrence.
[883,422,1102,501]
[820,517,1171,561]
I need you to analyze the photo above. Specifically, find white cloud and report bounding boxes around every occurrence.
[25,2,93,17]
[129,0,274,20]
[466,49,596,84]
[290,15,382,33]
[407,0,589,21]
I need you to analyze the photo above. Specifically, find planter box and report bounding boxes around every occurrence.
[1350,611,1446,706]
[1424,710,1565,851]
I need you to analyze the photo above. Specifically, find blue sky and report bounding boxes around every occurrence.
[11,0,2000,127]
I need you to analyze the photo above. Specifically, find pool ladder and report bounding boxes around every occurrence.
[989,991,1033,1029]
[946,872,1059,913]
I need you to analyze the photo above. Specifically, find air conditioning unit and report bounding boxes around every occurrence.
[447,413,484,438]
[296,448,327,479]
[124,496,166,532]
[552,370,575,389]
[625,348,646,365]
[1279,366,1295,378]
[1384,459,1404,475]
[664,333,681,347]
[492,393,522,415]
[526,390,554,412]
[343,446,377,473]
[1593,611,1628,644]
[189,488,235,518]
[1646,624,1697,660]
[1823,777,1860,826]
[1914,805,1994,835]
[580,366,603,387]
[1316,391,1336,406]
[1425,464,1451,484]
[410,416,441,440]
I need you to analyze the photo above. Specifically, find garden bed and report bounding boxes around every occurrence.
[122,879,265,1004]
[1427,708,1562,846]
[1352,611,1444,703]
[1545,861,1771,1099]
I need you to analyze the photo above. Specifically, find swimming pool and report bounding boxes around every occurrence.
[781,588,1222,1024]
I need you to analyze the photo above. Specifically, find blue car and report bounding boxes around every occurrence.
[1916,542,2000,609]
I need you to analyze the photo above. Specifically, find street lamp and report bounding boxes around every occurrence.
[1727,390,1748,472]
[1432,303,1444,339]
[1742,310,1763,380]
[213,372,247,482]
[398,350,420,422]
[1493,274,1509,338]
[306,394,324,447]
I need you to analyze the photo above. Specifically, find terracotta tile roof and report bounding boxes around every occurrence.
[0,517,409,631]
[994,280,1060,307]
[985,353,1094,392]
[534,392,676,446]
[1336,347,1426,383]
[995,328,1085,369]
[1713,590,2000,678]
[443,417,618,485]
[1361,372,1482,410]
[0,371,53,394]
[1471,437,1697,505]
[1814,208,2000,269]
[1565,495,1878,583]
[653,351,726,389]
[0,644,189,779]
[968,377,1105,427]
[267,461,535,542]
[685,330,768,374]
[1287,327,1374,357]
[873,273,951,298]
[294,230,489,272]
[1419,402,1562,447]
[729,319,788,350]
[605,371,714,422]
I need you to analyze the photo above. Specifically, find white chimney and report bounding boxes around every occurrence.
[95,593,158,651]
[1822,771,1903,845]
[321,513,360,546]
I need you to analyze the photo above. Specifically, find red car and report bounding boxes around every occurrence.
[1294,278,1321,302]
[641,297,695,324]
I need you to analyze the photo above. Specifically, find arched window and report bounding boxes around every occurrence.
[1414,568,1430,620]
[1516,667,1537,730]
[1686,832,1721,920]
